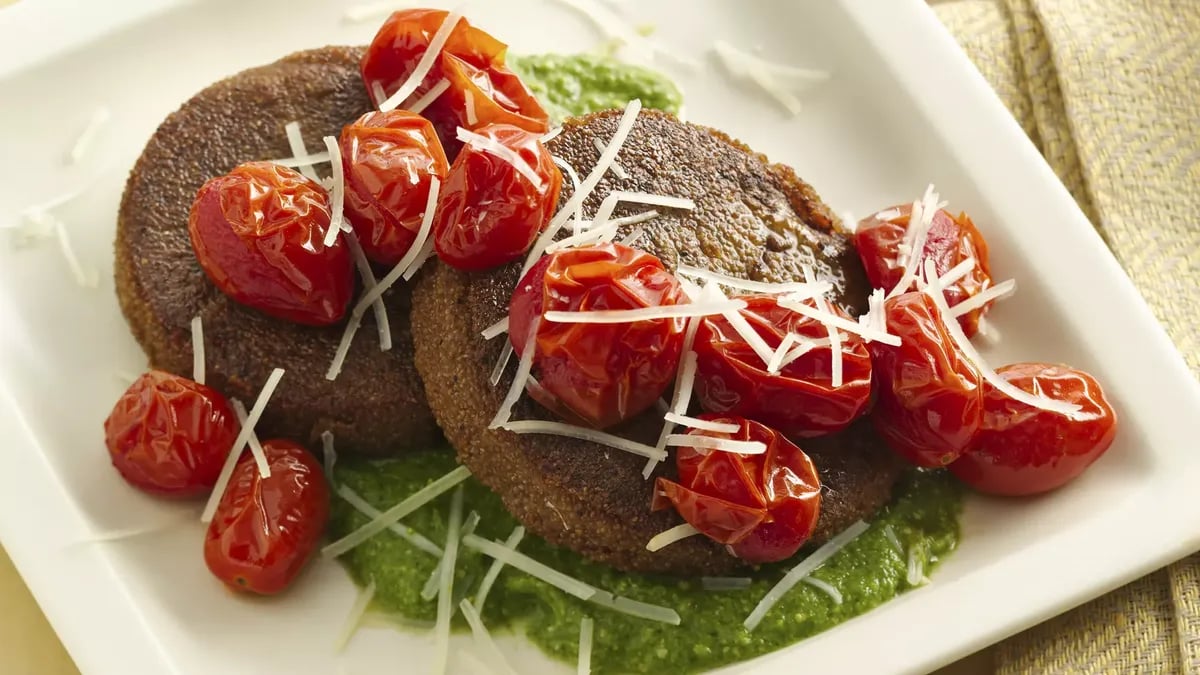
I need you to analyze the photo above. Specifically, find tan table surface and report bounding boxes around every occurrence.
[0,545,991,674]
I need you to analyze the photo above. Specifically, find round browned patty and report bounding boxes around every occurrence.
[116,46,439,455]
[410,110,903,575]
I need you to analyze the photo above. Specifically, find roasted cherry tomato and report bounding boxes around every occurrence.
[869,291,983,467]
[103,371,239,498]
[856,205,993,336]
[204,439,330,595]
[188,162,353,326]
[693,295,872,437]
[433,124,560,271]
[652,416,821,563]
[509,243,687,428]
[950,363,1117,496]
[340,110,450,266]
[360,9,547,155]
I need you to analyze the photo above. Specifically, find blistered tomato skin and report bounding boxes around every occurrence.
[856,206,992,336]
[652,416,822,564]
[869,292,984,467]
[340,110,450,266]
[433,124,561,271]
[693,295,872,437]
[204,439,330,596]
[508,243,687,429]
[188,162,353,326]
[103,371,239,498]
[950,363,1117,496]
[437,53,549,134]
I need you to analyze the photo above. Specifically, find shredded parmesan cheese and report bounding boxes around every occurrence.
[503,420,667,461]
[887,185,940,299]
[336,484,442,557]
[949,278,1016,318]
[542,127,564,143]
[431,487,464,675]
[712,40,830,115]
[489,342,514,387]
[284,121,321,183]
[230,397,273,480]
[422,509,479,600]
[645,523,701,551]
[459,599,517,675]
[777,337,833,371]
[321,430,337,479]
[577,616,594,675]
[874,207,902,221]
[906,543,927,586]
[321,136,347,247]
[802,577,843,605]
[922,259,1081,415]
[334,579,376,652]
[190,315,205,385]
[778,296,901,346]
[379,11,463,112]
[590,191,695,233]
[482,317,509,340]
[323,465,472,557]
[722,303,776,366]
[701,577,752,591]
[591,591,682,625]
[402,236,437,281]
[766,333,799,374]
[643,319,701,478]
[593,137,628,178]
[270,150,332,169]
[938,256,976,287]
[344,230,392,350]
[665,434,766,455]
[803,266,842,387]
[457,127,544,188]
[69,106,110,165]
[200,368,284,521]
[744,520,870,631]
[883,524,904,555]
[550,155,584,229]
[406,78,451,115]
[474,525,526,612]
[463,91,478,125]
[619,225,645,247]
[550,0,696,68]
[662,412,739,433]
[489,321,539,429]
[463,534,599,601]
[521,99,643,278]
[544,298,743,324]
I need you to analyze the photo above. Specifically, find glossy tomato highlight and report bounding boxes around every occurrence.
[432,124,560,271]
[340,110,449,266]
[188,162,352,326]
[204,439,330,595]
[652,416,821,563]
[508,243,687,429]
[693,295,872,437]
[950,363,1117,496]
[104,371,239,498]
[869,291,983,467]
[856,206,993,336]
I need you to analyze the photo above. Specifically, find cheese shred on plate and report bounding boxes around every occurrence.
[459,598,517,675]
[665,434,766,455]
[644,320,701,478]
[592,137,628,179]
[645,522,701,552]
[321,135,348,247]
[457,127,543,188]
[949,278,1016,318]
[481,317,510,340]
[323,465,472,558]
[344,230,393,350]
[70,106,110,165]
[550,155,584,228]
[379,10,463,112]
[284,121,322,183]
[190,315,205,385]
[407,78,451,115]
[503,420,667,462]
[543,298,743,324]
[431,486,464,675]
[229,399,271,480]
[804,266,843,387]
[320,430,337,479]
[938,256,976,287]
[489,320,539,429]
[778,295,900,346]
[801,576,844,605]
[474,525,526,613]
[887,185,941,299]
[422,511,481,600]
[711,40,830,116]
[675,265,831,297]
[662,412,739,433]
[334,579,376,652]
[336,484,442,557]
[743,520,870,631]
[922,259,1081,415]
[591,591,682,625]
[489,341,515,387]
[577,616,594,675]
[200,367,284,522]
[464,533,598,600]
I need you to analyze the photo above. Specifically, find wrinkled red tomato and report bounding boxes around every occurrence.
[204,439,330,595]
[360,9,547,156]
[433,124,560,271]
[103,371,239,498]
[869,291,983,467]
[508,243,687,428]
[652,416,821,564]
[693,295,872,437]
[856,206,992,336]
[340,110,450,266]
[188,162,353,326]
[950,363,1117,496]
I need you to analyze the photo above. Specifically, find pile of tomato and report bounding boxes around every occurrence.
[104,6,1119,594]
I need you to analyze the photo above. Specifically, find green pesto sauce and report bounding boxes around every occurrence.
[330,452,961,675]
[509,53,683,123]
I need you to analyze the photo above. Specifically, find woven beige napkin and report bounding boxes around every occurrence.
[932,0,1200,672]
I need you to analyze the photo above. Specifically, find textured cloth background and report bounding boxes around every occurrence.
[931,0,1200,672]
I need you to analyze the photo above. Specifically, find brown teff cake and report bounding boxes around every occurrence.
[116,47,439,455]
[411,110,904,575]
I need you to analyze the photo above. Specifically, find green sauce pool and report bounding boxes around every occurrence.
[326,54,962,674]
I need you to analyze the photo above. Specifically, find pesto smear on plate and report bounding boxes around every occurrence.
[327,55,961,674]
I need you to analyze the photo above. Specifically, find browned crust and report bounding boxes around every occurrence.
[410,110,901,575]
[115,47,439,455]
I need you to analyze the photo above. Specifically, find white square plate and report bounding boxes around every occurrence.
[2,1,1198,673]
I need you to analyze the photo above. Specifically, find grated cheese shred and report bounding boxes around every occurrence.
[949,278,1016,318]
[321,136,348,247]
[887,185,940,299]
[543,298,743,324]
[344,230,392,351]
[459,599,517,675]
[489,320,539,429]
[407,78,451,115]
[336,484,442,557]
[481,317,510,340]
[662,412,739,433]
[229,399,271,481]
[665,434,766,455]
[378,11,463,112]
[463,534,598,601]
[803,266,843,387]
[190,315,205,385]
[577,616,594,675]
[284,121,321,183]
[503,420,667,461]
[431,486,464,675]
[593,137,628,178]
[474,525,526,613]
[802,577,843,605]
[334,579,376,652]
[457,127,543,188]
[711,40,830,116]
[645,523,701,551]
[200,368,284,522]
[69,106,110,165]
